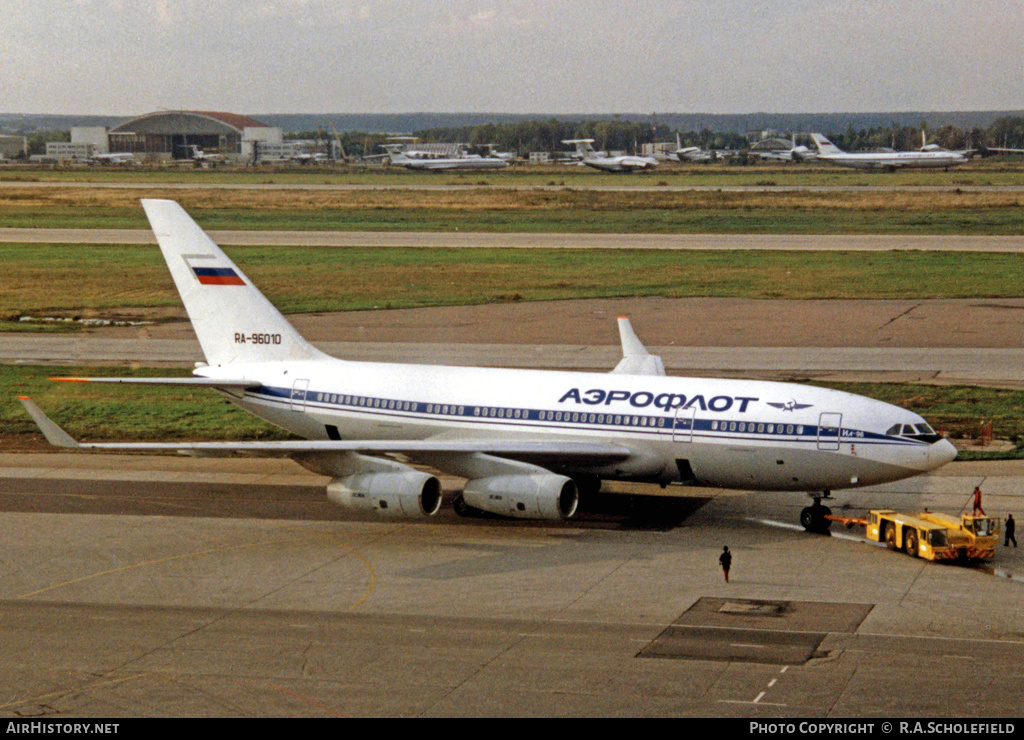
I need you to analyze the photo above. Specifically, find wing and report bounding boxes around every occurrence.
[18,397,631,465]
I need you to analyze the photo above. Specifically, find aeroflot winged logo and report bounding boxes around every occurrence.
[767,400,814,412]
[184,254,245,286]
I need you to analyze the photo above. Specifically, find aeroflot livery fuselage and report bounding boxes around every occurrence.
[19,200,957,527]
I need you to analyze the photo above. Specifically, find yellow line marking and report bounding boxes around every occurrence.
[12,531,376,607]
[0,672,151,711]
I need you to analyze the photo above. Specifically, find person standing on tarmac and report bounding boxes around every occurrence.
[1006,514,1017,548]
[719,546,732,583]
[973,486,986,517]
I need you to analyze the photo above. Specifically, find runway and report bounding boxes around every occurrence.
[1,452,1022,717]
[4,227,1024,251]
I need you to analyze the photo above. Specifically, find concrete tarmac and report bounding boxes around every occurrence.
[0,452,1022,718]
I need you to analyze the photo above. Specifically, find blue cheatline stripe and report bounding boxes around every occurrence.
[234,385,925,448]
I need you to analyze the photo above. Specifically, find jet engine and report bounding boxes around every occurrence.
[461,473,578,521]
[327,471,442,518]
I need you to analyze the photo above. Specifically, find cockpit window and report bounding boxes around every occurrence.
[886,422,942,443]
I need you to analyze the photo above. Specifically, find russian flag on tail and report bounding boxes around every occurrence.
[192,266,245,285]
[184,255,246,286]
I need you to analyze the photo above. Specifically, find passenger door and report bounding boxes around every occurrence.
[817,412,842,450]
[290,379,310,412]
[673,406,695,443]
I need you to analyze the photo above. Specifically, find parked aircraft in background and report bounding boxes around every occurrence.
[755,135,817,162]
[88,152,137,165]
[483,144,515,162]
[810,133,968,171]
[672,135,737,163]
[19,200,958,531]
[668,133,701,161]
[676,148,727,162]
[382,144,509,171]
[562,139,658,172]
[674,145,701,160]
[917,131,978,159]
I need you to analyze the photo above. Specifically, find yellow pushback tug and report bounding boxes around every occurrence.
[829,510,1000,561]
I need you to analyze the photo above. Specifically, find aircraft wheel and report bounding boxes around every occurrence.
[905,529,919,557]
[453,494,470,517]
[800,505,832,533]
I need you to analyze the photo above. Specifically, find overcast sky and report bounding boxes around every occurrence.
[5,0,1022,116]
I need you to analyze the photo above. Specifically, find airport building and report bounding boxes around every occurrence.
[34,111,336,164]
[108,110,272,161]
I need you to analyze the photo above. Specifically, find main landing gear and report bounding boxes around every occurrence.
[800,492,833,534]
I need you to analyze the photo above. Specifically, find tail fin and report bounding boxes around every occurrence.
[562,139,596,158]
[381,143,409,165]
[141,199,328,366]
[810,133,843,156]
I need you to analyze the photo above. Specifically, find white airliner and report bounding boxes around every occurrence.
[382,144,508,171]
[88,152,137,165]
[19,200,957,529]
[811,133,968,171]
[562,139,659,172]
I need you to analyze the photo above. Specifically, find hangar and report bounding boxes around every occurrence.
[108,110,272,160]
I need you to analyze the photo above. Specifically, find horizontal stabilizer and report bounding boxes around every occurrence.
[51,377,257,388]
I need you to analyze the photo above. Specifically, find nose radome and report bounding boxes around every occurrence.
[928,439,958,469]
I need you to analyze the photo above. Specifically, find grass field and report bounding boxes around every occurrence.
[2,170,1024,234]
[4,244,1024,323]
[6,159,1024,187]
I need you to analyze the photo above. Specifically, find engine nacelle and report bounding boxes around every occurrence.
[461,474,579,521]
[327,471,442,519]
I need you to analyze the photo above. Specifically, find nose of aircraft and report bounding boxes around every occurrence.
[928,438,958,469]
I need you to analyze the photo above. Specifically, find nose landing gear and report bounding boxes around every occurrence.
[800,492,833,534]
